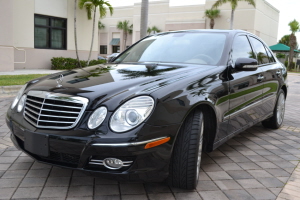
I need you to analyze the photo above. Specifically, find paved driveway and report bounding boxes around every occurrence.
[0,74,300,200]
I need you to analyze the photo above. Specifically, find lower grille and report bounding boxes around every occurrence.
[24,91,89,129]
[41,151,80,165]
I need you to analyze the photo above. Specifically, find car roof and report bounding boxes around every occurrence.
[156,29,250,36]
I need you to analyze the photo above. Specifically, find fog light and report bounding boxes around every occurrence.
[103,158,124,169]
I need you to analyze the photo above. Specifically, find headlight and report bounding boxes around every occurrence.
[11,83,28,110]
[17,94,27,112]
[88,106,108,129]
[110,96,154,132]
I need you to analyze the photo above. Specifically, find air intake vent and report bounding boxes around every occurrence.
[24,91,89,129]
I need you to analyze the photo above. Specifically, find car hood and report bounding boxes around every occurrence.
[26,63,218,110]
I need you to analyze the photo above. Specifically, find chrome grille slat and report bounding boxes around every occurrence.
[39,114,77,119]
[24,111,38,121]
[42,102,83,109]
[26,98,43,105]
[26,102,42,110]
[24,115,38,126]
[23,91,89,129]
[38,120,74,124]
[40,108,80,114]
[25,107,40,116]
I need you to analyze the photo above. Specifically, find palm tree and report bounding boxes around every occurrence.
[98,21,105,30]
[212,0,255,29]
[288,19,300,69]
[147,26,162,35]
[74,0,82,68]
[279,35,290,46]
[79,0,113,65]
[204,9,220,29]
[117,20,133,50]
[140,0,149,39]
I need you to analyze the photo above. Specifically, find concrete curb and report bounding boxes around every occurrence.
[0,85,22,97]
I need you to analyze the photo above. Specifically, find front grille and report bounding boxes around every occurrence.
[24,91,89,129]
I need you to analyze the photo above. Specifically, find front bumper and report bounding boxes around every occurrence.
[7,116,180,182]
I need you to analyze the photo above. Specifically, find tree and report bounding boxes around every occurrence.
[79,0,113,65]
[288,19,300,69]
[212,0,255,30]
[279,34,290,46]
[204,9,220,29]
[98,21,105,30]
[117,20,133,50]
[140,0,149,39]
[74,0,82,68]
[147,26,161,35]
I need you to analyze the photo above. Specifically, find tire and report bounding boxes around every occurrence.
[262,89,285,129]
[168,108,204,189]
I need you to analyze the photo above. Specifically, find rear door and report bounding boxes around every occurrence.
[226,34,265,134]
[248,37,280,118]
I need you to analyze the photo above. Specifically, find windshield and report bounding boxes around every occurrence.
[114,32,227,65]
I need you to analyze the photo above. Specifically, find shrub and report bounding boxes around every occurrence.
[51,57,106,70]
[276,53,286,59]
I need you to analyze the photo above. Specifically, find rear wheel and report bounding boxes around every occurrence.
[262,89,285,129]
[168,108,204,189]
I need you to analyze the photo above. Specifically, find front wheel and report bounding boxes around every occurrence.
[262,89,285,129]
[168,108,204,189]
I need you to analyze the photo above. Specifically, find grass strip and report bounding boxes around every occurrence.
[0,74,49,86]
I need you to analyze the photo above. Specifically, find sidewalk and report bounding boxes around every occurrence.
[0,69,62,75]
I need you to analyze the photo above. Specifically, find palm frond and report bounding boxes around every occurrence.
[204,9,220,19]
[98,21,105,29]
[104,1,114,15]
[238,0,255,7]
[117,20,133,34]
[288,19,300,34]
[212,0,229,9]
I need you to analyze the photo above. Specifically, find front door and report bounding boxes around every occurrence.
[226,35,265,134]
[248,36,281,118]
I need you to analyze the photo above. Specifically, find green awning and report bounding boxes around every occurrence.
[269,43,300,53]
[109,38,120,45]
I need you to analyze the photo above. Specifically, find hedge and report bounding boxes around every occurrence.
[51,57,106,70]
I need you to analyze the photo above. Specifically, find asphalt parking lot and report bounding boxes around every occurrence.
[0,73,300,200]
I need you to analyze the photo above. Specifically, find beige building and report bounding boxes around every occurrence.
[0,0,279,71]
[99,0,279,56]
[0,0,99,71]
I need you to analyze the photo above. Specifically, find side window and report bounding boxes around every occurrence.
[265,47,276,63]
[249,37,269,65]
[232,36,254,65]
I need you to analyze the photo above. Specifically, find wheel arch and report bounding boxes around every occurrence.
[175,102,218,153]
[281,85,287,99]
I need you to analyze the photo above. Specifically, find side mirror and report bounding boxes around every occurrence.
[107,56,117,63]
[235,58,258,71]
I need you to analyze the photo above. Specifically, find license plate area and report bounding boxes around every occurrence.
[24,131,49,157]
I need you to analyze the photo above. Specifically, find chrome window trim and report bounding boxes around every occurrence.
[23,90,89,129]
[91,136,168,147]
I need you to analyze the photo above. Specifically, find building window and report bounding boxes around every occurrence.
[34,14,67,49]
[100,45,107,54]
[112,46,120,53]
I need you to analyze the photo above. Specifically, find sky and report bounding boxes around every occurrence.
[108,0,300,45]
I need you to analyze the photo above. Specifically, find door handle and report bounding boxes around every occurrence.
[257,74,264,81]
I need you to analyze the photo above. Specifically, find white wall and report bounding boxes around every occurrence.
[11,0,99,69]
[35,0,68,18]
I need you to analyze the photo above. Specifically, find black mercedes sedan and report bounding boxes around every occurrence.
[6,30,287,189]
